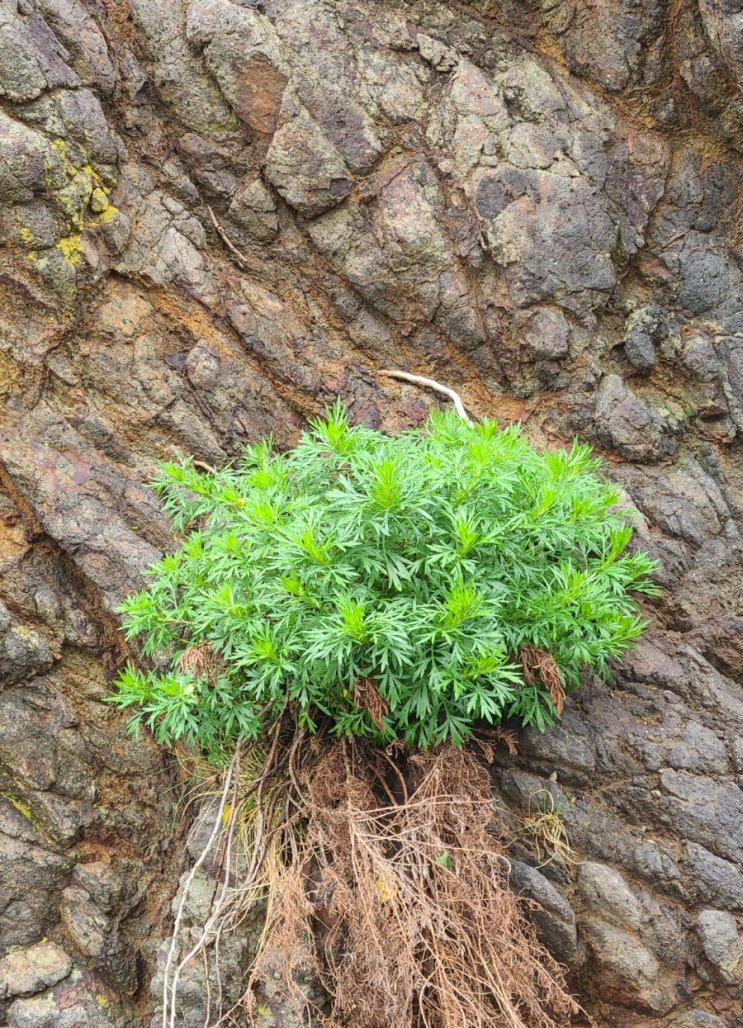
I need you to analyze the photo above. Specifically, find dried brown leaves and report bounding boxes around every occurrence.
[518,644,566,716]
[178,642,222,685]
[354,676,390,731]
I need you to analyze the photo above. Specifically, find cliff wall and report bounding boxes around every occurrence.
[0,2,742,1025]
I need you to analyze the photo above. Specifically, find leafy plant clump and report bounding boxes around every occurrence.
[113,402,656,753]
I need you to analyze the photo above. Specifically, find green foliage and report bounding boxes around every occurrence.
[112,402,657,754]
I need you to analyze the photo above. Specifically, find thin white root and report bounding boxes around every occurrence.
[379,369,473,425]
[163,747,241,1028]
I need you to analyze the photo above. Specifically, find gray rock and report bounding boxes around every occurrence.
[698,0,743,91]
[60,886,110,958]
[632,840,681,891]
[0,800,71,947]
[483,168,619,307]
[670,1011,729,1028]
[623,303,680,371]
[518,708,596,780]
[493,769,553,812]
[227,176,279,241]
[7,969,122,1028]
[660,770,743,865]
[0,942,72,999]
[620,456,730,549]
[185,344,221,391]
[0,624,53,688]
[508,859,578,962]
[681,334,720,382]
[187,1,288,136]
[59,884,138,995]
[577,862,643,931]
[129,0,234,132]
[0,112,55,204]
[521,307,570,360]
[696,910,742,984]
[71,862,124,915]
[555,0,663,91]
[625,329,657,374]
[595,375,679,461]
[667,723,729,776]
[269,0,384,173]
[115,191,209,296]
[265,106,352,216]
[0,22,47,102]
[0,2,79,103]
[34,0,116,95]
[2,200,64,251]
[721,336,743,434]
[685,844,743,911]
[18,87,119,165]
[634,719,729,777]
[0,679,100,844]
[671,245,730,315]
[98,208,131,255]
[581,918,673,1014]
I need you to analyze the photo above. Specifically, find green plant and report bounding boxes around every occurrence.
[522,789,576,868]
[112,401,656,754]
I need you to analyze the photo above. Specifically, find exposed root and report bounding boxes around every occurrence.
[163,745,241,1028]
[379,370,473,425]
[164,729,585,1028]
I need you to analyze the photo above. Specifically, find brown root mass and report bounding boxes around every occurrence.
[221,736,580,1027]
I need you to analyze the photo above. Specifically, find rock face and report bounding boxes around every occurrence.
[0,1,742,1025]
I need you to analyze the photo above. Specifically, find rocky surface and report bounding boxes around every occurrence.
[0,0,742,1025]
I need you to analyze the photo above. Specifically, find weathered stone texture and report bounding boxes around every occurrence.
[0,0,742,1026]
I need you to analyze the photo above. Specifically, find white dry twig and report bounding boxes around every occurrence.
[379,369,473,425]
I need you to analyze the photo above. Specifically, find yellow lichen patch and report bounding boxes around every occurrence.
[56,233,82,267]
[97,203,120,224]
[12,625,37,645]
[57,179,93,230]
[4,793,33,821]
[50,138,88,183]
[49,138,111,232]
[90,187,109,213]
[51,137,72,166]
[26,239,79,303]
